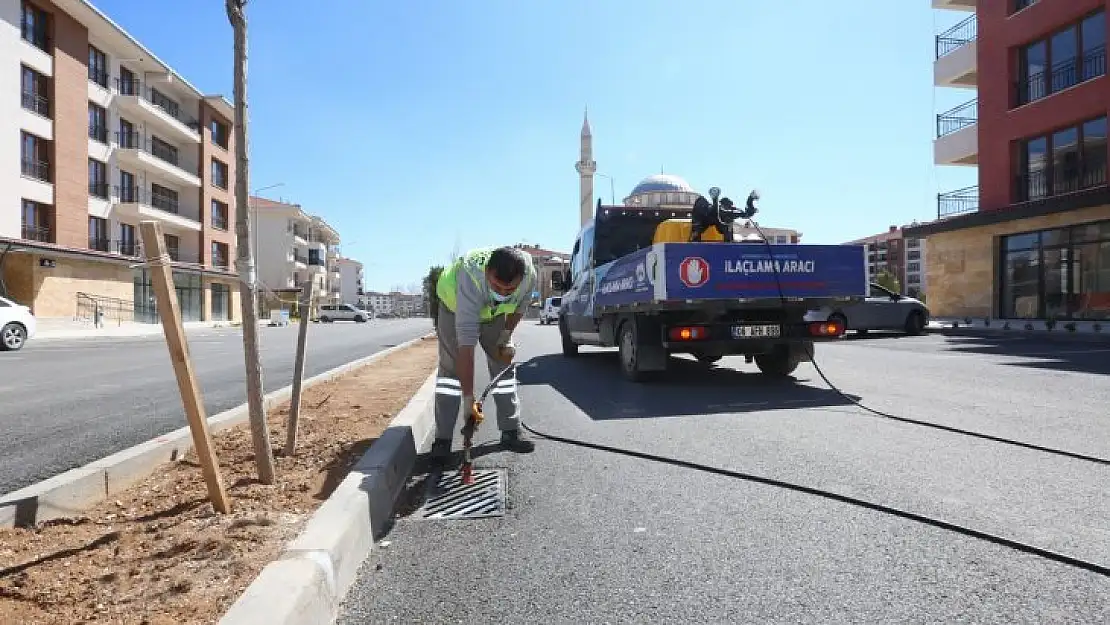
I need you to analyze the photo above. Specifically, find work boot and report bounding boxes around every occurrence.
[430,439,453,465]
[500,429,535,453]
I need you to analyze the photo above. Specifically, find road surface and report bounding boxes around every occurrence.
[0,318,431,495]
[339,324,1110,624]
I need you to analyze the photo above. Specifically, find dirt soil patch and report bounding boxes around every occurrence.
[0,335,437,625]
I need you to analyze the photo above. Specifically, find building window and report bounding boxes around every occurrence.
[88,216,109,252]
[907,262,921,272]
[211,242,230,269]
[21,1,48,51]
[1015,11,1106,106]
[150,183,179,214]
[211,283,230,320]
[21,199,50,242]
[211,199,229,230]
[1012,0,1038,13]
[119,170,136,203]
[88,102,108,143]
[1017,116,1107,202]
[118,118,138,149]
[211,158,229,189]
[119,223,137,256]
[118,66,140,96]
[1000,221,1110,320]
[88,158,108,199]
[164,234,181,261]
[88,45,108,88]
[906,238,920,248]
[21,65,49,117]
[210,119,229,149]
[21,131,49,182]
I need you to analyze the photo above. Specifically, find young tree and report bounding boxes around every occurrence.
[874,270,902,294]
[424,265,444,327]
[226,0,276,484]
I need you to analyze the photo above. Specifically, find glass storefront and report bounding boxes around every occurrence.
[133,269,204,323]
[999,219,1110,319]
[211,283,229,321]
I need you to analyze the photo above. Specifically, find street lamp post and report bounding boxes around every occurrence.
[595,173,616,205]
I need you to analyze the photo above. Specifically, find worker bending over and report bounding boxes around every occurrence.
[432,246,537,463]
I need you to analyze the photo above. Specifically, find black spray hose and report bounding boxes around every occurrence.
[507,219,1110,578]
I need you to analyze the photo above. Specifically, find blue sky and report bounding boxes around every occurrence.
[95,0,976,292]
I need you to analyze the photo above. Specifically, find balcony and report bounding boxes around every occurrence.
[21,158,50,182]
[115,131,201,188]
[934,15,977,88]
[931,0,975,10]
[114,78,200,144]
[88,181,110,201]
[88,123,108,144]
[114,185,202,232]
[1014,157,1108,204]
[21,224,51,243]
[937,185,979,219]
[934,98,978,166]
[21,91,49,118]
[115,239,139,257]
[1013,46,1106,108]
[292,252,309,269]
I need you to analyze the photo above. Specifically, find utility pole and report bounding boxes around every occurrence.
[226,0,276,484]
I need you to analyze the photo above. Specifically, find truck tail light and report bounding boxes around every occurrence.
[668,326,709,341]
[808,320,845,337]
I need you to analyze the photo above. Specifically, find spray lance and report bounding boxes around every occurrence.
[459,359,517,485]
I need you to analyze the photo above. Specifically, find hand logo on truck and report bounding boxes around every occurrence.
[679,256,710,288]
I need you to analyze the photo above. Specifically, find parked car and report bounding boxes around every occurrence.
[318,303,371,323]
[0,295,36,351]
[807,282,929,336]
[539,296,562,325]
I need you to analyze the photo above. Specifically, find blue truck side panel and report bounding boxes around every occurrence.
[593,243,867,308]
[592,247,655,308]
[664,243,867,300]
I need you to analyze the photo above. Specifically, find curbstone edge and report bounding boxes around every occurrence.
[218,371,437,625]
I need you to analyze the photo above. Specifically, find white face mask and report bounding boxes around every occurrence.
[490,290,511,303]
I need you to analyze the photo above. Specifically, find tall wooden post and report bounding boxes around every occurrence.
[226,0,276,484]
[285,280,313,456]
[139,221,231,514]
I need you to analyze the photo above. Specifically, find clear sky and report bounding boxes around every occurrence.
[94,0,976,292]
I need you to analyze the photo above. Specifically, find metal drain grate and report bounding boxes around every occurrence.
[413,469,506,520]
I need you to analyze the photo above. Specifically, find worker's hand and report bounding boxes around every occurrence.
[462,394,482,421]
[496,341,516,364]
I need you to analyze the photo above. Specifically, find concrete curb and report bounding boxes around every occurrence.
[218,371,436,625]
[0,332,435,528]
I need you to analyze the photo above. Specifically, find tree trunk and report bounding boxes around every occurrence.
[226,0,276,484]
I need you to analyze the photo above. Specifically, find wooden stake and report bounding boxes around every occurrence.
[138,221,231,514]
[226,0,277,484]
[285,280,313,456]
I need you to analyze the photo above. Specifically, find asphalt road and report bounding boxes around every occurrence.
[0,318,431,495]
[340,325,1110,624]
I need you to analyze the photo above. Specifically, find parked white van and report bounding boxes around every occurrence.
[318,303,371,323]
[540,296,562,325]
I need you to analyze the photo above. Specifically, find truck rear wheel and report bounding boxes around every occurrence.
[618,321,649,382]
[755,346,802,377]
[560,317,579,357]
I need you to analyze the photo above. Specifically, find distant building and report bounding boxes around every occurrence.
[845,225,928,298]
[336,256,363,305]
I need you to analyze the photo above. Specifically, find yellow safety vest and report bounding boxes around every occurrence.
[436,249,521,320]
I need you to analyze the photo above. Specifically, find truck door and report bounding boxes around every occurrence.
[569,225,600,339]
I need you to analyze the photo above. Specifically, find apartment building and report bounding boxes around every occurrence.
[734,221,803,245]
[335,256,363,305]
[845,226,928,297]
[909,0,1110,321]
[247,196,341,313]
[1,0,240,322]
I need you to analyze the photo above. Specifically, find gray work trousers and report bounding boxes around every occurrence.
[434,306,520,441]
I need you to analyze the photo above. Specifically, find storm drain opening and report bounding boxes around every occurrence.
[413,469,506,521]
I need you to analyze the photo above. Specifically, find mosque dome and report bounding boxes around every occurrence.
[628,174,695,196]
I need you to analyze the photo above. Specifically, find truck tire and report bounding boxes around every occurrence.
[755,346,801,377]
[618,320,661,382]
[560,317,579,357]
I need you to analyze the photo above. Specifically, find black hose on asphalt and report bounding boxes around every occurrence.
[506,216,1110,580]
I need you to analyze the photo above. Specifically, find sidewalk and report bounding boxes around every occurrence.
[927,316,1110,342]
[33,318,247,341]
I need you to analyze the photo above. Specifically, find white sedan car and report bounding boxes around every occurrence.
[0,295,36,351]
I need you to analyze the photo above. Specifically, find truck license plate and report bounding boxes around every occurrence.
[731,324,781,339]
